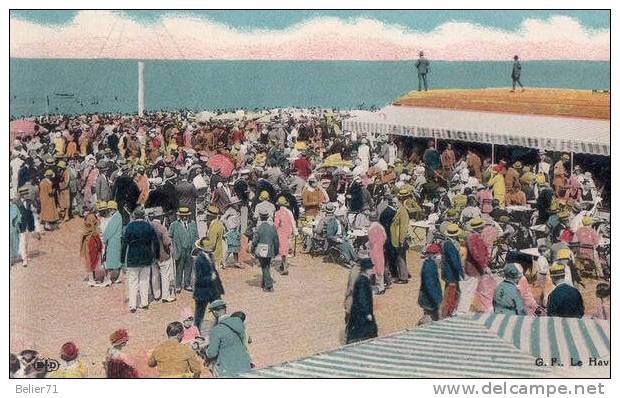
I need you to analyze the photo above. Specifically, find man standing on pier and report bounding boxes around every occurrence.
[415,51,430,91]
[511,55,524,92]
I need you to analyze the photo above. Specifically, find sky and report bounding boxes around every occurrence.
[9,10,610,60]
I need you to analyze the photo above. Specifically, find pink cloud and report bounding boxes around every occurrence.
[9,11,609,61]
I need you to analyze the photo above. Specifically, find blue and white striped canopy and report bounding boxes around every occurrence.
[243,317,547,378]
[468,313,610,367]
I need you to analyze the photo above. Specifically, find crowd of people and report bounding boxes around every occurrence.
[9,107,610,377]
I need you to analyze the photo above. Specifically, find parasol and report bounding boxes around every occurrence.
[207,154,235,178]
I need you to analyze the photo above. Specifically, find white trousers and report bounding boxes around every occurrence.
[126,267,150,310]
[19,232,30,264]
[159,257,176,301]
[457,276,479,314]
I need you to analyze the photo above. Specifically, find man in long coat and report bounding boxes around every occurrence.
[251,209,279,292]
[273,197,297,275]
[39,169,59,230]
[390,195,414,283]
[418,243,443,323]
[102,201,124,285]
[346,258,378,344]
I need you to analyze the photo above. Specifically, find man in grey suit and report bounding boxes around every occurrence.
[415,51,430,91]
[511,55,524,92]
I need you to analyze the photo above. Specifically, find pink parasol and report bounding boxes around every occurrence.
[207,154,235,178]
[10,119,37,137]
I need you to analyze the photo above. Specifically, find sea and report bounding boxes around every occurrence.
[9,59,610,117]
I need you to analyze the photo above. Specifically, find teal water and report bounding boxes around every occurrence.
[10,59,610,116]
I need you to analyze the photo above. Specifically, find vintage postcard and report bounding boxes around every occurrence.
[8,7,610,385]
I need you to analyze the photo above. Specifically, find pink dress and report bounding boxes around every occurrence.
[517,276,538,315]
[83,167,99,211]
[274,207,296,257]
[367,222,387,275]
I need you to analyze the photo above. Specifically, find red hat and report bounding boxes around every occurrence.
[110,329,128,346]
[60,342,78,361]
[425,243,441,255]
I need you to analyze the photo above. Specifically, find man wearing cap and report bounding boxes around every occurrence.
[39,169,59,231]
[346,258,378,344]
[57,161,72,222]
[251,208,279,292]
[94,161,113,203]
[253,190,276,222]
[441,223,464,317]
[102,200,124,285]
[122,207,160,312]
[418,243,443,324]
[415,51,430,91]
[493,263,527,315]
[546,263,584,318]
[169,207,199,293]
[148,321,202,378]
[205,300,252,377]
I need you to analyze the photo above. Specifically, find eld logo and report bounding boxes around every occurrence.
[32,358,60,372]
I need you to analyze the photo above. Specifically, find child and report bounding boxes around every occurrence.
[180,307,200,344]
[47,342,88,378]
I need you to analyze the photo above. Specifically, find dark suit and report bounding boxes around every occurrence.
[512,60,523,90]
[346,273,378,344]
[415,57,430,91]
[547,283,584,318]
[193,253,224,329]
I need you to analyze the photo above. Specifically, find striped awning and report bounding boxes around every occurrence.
[243,317,547,378]
[343,106,610,156]
[468,313,610,366]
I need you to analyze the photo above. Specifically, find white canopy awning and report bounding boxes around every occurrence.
[343,105,610,156]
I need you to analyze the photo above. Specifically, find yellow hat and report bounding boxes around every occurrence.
[559,210,570,220]
[57,160,67,169]
[397,188,411,198]
[562,153,570,160]
[107,200,118,210]
[44,169,55,178]
[259,190,269,201]
[549,262,566,275]
[96,201,108,211]
[469,217,485,230]
[177,206,191,216]
[207,205,220,216]
[277,196,289,206]
[446,223,461,237]
[513,161,522,169]
[535,174,546,184]
[557,248,571,261]
[582,216,592,226]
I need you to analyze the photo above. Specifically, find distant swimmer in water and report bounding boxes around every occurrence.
[415,51,430,92]
[511,55,525,92]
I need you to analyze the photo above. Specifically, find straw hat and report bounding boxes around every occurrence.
[559,210,570,220]
[324,203,336,214]
[107,200,118,210]
[194,236,212,252]
[549,263,566,277]
[177,206,191,216]
[469,217,485,230]
[44,169,55,178]
[513,161,522,169]
[557,248,571,261]
[57,160,67,169]
[259,190,270,201]
[96,201,108,211]
[277,196,289,207]
[445,223,461,237]
[582,216,593,226]
[206,205,220,216]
